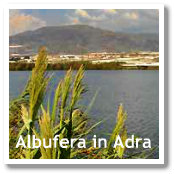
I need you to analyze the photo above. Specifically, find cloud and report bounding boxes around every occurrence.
[75,9,90,18]
[72,18,79,24]
[75,9,106,21]
[103,9,117,14]
[124,12,139,20]
[65,15,80,25]
[9,9,159,34]
[69,9,158,33]
[9,10,46,35]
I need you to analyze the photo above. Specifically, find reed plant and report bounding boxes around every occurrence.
[9,47,157,159]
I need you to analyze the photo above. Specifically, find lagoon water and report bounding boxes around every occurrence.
[9,70,159,157]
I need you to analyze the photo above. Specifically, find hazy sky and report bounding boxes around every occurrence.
[9,9,159,35]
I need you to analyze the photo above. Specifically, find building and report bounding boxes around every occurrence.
[9,45,34,62]
[60,55,81,60]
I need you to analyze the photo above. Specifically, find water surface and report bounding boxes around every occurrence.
[9,70,159,157]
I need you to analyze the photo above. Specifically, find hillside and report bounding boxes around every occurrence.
[9,25,159,54]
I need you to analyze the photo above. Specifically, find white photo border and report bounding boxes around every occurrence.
[4,3,164,165]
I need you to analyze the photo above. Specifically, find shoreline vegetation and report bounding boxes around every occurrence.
[9,61,159,71]
[9,47,157,159]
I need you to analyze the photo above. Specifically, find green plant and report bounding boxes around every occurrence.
[105,104,127,159]
[9,47,157,159]
[10,47,99,159]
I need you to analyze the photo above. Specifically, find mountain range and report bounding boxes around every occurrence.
[9,25,159,54]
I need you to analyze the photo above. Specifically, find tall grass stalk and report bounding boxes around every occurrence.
[9,48,156,159]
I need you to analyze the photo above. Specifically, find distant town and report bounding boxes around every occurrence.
[9,44,159,70]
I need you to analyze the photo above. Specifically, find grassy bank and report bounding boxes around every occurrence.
[9,62,159,71]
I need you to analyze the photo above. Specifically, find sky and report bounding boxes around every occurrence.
[9,9,159,36]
